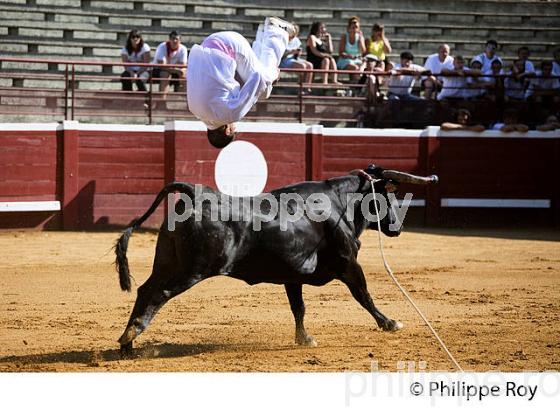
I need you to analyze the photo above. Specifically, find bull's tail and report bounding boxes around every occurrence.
[115,182,195,292]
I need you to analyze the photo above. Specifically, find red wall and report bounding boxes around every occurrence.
[0,123,558,229]
[169,130,307,190]
[437,137,556,199]
[0,129,60,229]
[76,130,165,227]
[316,135,428,203]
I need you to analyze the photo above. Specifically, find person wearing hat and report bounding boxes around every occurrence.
[187,17,295,148]
[360,53,385,101]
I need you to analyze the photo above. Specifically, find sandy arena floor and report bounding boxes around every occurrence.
[0,228,559,372]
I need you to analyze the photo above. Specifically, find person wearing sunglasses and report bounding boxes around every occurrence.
[120,30,151,92]
[474,39,503,73]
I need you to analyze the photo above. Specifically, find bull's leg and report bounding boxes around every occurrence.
[118,276,200,357]
[118,231,199,357]
[285,284,317,347]
[340,261,403,331]
[118,280,169,353]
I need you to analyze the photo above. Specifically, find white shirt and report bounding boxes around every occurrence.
[121,43,150,71]
[466,72,487,98]
[491,122,505,130]
[286,37,302,53]
[504,71,526,100]
[387,63,425,96]
[480,68,504,85]
[423,53,454,75]
[524,60,535,74]
[437,68,471,100]
[474,52,503,72]
[187,44,268,130]
[552,61,560,77]
[525,70,560,98]
[152,42,188,65]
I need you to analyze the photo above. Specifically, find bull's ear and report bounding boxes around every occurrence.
[365,164,385,178]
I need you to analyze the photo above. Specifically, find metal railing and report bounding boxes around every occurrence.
[0,57,369,125]
[1,56,558,127]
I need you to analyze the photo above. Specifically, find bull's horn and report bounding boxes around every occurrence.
[382,170,439,185]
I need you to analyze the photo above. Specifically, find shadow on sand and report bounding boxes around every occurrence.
[404,226,560,242]
[0,343,222,366]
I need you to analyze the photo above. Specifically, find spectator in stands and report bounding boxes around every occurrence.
[466,58,487,99]
[306,21,340,84]
[120,30,151,92]
[359,54,385,102]
[365,23,391,70]
[152,31,188,103]
[279,24,313,85]
[337,16,366,81]
[474,39,502,72]
[536,115,560,131]
[386,51,429,100]
[422,44,454,99]
[517,46,535,74]
[491,108,529,132]
[437,55,478,100]
[504,59,530,101]
[552,48,560,76]
[525,60,560,102]
[481,59,505,101]
[441,108,485,132]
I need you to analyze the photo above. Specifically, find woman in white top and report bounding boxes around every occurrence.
[279,24,313,85]
[120,30,151,92]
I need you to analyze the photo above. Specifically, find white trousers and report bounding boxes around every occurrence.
[207,25,288,97]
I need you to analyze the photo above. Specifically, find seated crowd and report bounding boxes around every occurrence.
[120,29,187,105]
[118,18,560,129]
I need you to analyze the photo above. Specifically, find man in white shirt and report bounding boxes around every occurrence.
[474,39,503,73]
[152,31,188,101]
[187,17,295,148]
[479,59,504,101]
[517,46,535,74]
[422,44,454,99]
[552,48,560,76]
[387,51,429,100]
[526,60,560,102]
[504,59,531,101]
[465,58,486,99]
[438,55,476,100]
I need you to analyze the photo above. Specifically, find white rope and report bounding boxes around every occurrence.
[369,179,464,372]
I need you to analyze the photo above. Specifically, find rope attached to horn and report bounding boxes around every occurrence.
[357,169,464,372]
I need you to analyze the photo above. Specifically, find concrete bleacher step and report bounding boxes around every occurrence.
[2,2,558,31]
[0,2,560,57]
[1,0,558,112]
[74,0,560,17]
[2,30,555,58]
[1,32,554,58]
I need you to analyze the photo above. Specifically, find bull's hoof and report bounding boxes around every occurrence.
[120,342,133,359]
[118,326,137,346]
[381,319,403,332]
[296,335,318,347]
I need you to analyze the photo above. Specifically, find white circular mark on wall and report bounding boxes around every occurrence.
[214,140,268,197]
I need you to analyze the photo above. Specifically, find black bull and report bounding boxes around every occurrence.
[115,165,437,355]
